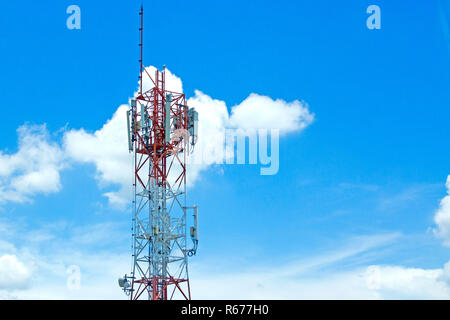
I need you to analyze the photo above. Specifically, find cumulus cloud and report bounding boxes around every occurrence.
[229,93,314,134]
[0,254,33,290]
[0,66,313,206]
[443,260,450,284]
[63,105,132,208]
[433,175,450,245]
[364,265,450,299]
[62,66,314,207]
[0,124,65,204]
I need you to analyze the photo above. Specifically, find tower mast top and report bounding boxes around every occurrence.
[139,6,143,95]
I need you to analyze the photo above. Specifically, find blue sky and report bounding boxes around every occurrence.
[0,0,449,299]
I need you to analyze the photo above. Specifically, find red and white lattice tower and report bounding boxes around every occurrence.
[119,6,199,300]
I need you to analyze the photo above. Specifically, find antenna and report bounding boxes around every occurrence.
[138,5,143,95]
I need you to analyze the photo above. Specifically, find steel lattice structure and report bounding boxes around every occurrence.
[119,6,198,300]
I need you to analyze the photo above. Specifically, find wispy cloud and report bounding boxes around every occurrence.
[377,183,442,213]
[189,232,450,299]
[0,221,449,300]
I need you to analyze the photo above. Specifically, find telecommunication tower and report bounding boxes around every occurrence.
[118,6,199,300]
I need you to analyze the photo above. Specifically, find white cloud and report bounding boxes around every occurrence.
[0,254,33,290]
[433,175,450,245]
[443,260,450,284]
[183,90,230,185]
[63,105,132,208]
[0,66,313,207]
[365,265,450,299]
[62,66,314,207]
[229,93,314,134]
[0,124,65,204]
